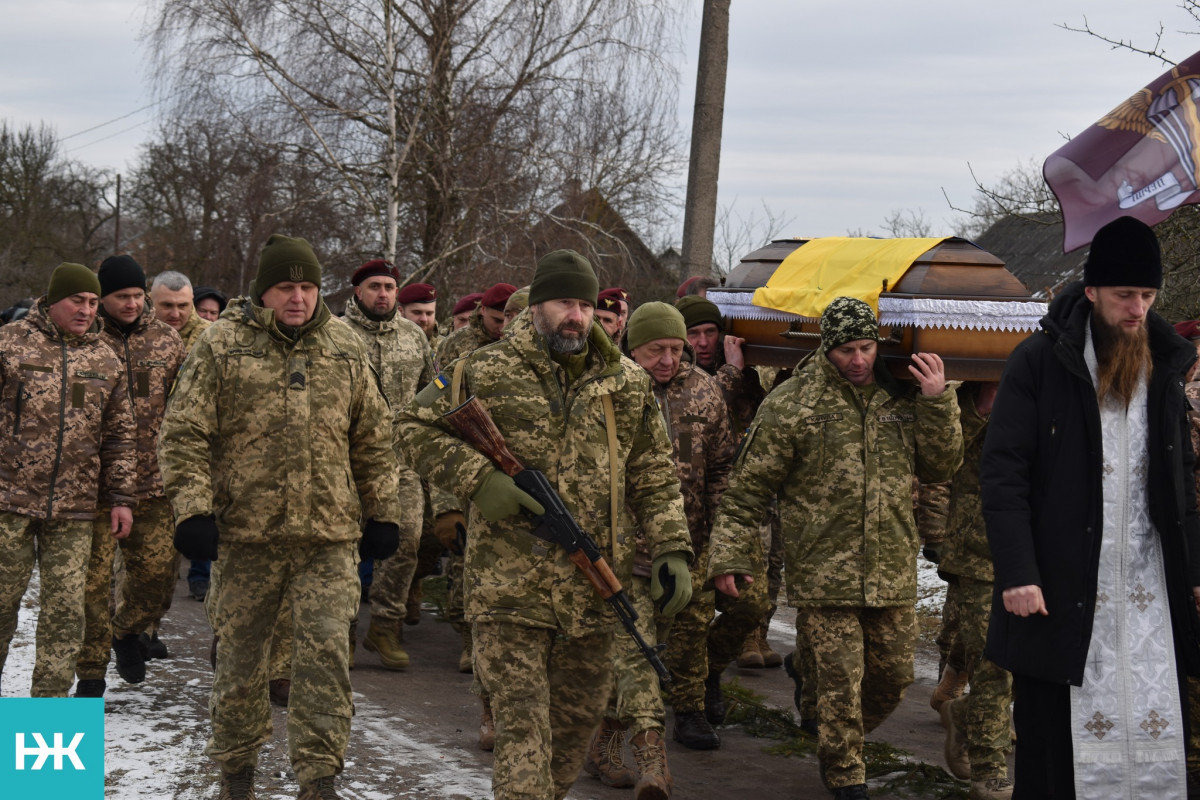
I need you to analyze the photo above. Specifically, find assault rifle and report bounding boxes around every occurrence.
[444,395,672,683]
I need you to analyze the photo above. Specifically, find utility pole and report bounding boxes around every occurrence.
[680,0,730,280]
[114,173,122,253]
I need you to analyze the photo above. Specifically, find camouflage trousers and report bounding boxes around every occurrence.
[474,620,614,800]
[205,540,359,784]
[77,497,177,679]
[792,632,818,720]
[140,550,181,638]
[604,575,668,735]
[368,471,423,625]
[204,558,293,681]
[794,605,916,788]
[943,575,1012,781]
[764,507,785,617]
[0,511,92,697]
[705,566,771,676]
[936,580,964,673]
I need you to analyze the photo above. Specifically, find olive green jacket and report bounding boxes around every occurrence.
[158,297,400,543]
[398,315,693,635]
[708,353,963,607]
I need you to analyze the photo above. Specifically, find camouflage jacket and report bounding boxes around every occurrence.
[398,315,693,635]
[649,357,736,556]
[99,304,186,500]
[177,311,210,351]
[435,309,495,367]
[0,299,137,519]
[158,296,401,544]
[938,384,992,581]
[707,353,963,607]
[698,346,766,440]
[343,298,435,412]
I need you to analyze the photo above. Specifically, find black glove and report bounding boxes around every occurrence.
[922,541,943,564]
[175,514,219,561]
[360,519,400,561]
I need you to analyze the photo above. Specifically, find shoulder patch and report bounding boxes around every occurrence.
[415,373,451,408]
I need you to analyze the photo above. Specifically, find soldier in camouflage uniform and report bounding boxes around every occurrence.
[343,259,435,670]
[451,292,484,332]
[75,256,186,697]
[434,280,518,674]
[934,382,1014,800]
[595,287,630,342]
[398,282,440,351]
[607,302,741,793]
[399,250,694,800]
[0,263,136,697]
[150,269,212,605]
[158,235,402,800]
[708,297,963,800]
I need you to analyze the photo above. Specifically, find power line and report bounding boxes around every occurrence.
[58,95,168,142]
[67,118,153,152]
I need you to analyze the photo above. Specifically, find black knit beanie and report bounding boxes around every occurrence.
[47,263,101,304]
[98,255,147,297]
[253,235,322,301]
[529,249,599,306]
[1084,216,1162,289]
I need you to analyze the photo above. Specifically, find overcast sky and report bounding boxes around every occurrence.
[1,0,1195,245]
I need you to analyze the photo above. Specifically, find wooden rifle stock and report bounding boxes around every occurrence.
[442,395,672,683]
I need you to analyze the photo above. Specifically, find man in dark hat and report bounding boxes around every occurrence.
[159,234,402,800]
[0,263,136,697]
[437,282,516,366]
[399,249,694,800]
[75,255,186,697]
[982,216,1200,799]
[451,292,483,331]
[709,296,962,800]
[193,286,228,323]
[398,282,439,348]
[343,259,435,672]
[595,287,629,342]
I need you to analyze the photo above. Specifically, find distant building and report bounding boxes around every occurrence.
[973,213,1084,299]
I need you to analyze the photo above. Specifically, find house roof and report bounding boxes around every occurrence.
[973,213,1084,299]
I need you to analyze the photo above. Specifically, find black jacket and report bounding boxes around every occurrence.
[981,281,1200,685]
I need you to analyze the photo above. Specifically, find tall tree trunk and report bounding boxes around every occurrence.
[680,0,730,280]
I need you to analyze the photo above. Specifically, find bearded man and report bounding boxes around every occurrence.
[982,215,1200,800]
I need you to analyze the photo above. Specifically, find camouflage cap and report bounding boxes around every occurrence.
[819,296,878,352]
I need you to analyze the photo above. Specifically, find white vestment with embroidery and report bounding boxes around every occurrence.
[1070,326,1185,799]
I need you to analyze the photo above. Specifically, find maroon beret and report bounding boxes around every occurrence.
[480,283,517,311]
[597,287,629,311]
[676,276,702,298]
[397,282,437,305]
[351,259,400,286]
[452,292,484,316]
[1175,319,1200,340]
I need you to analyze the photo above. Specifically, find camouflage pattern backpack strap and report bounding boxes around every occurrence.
[602,392,621,564]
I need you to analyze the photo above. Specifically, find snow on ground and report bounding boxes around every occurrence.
[3,569,493,799]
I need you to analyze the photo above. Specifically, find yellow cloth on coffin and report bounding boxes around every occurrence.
[751,236,950,318]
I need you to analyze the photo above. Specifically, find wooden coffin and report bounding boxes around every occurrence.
[708,237,1047,381]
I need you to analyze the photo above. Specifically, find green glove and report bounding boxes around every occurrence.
[651,552,692,617]
[470,470,546,522]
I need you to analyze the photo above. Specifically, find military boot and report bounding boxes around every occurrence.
[831,784,869,799]
[140,631,170,660]
[479,696,496,751]
[630,729,672,800]
[74,679,106,698]
[296,775,339,799]
[363,620,409,670]
[112,633,146,684]
[757,626,783,668]
[458,627,473,673]
[930,665,969,714]
[269,678,291,708]
[941,696,970,780]
[672,710,720,750]
[969,777,1014,800]
[703,671,726,725]
[583,718,636,788]
[217,766,256,800]
[404,579,422,625]
[736,630,764,668]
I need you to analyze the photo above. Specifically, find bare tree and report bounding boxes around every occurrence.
[145,0,684,287]
[712,199,795,276]
[945,159,1060,239]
